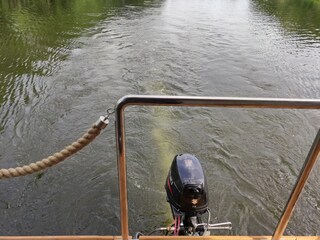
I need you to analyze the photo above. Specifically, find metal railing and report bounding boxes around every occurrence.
[115,95,320,240]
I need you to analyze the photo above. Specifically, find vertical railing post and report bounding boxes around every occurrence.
[115,104,130,240]
[272,129,320,240]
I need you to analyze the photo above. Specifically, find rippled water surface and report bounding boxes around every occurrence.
[0,0,320,236]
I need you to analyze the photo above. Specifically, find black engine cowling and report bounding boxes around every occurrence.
[165,154,208,218]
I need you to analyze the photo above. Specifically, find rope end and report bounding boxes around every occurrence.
[95,116,109,130]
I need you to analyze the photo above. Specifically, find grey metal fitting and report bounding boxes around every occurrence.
[95,116,109,129]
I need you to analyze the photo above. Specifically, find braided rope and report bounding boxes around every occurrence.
[0,118,108,179]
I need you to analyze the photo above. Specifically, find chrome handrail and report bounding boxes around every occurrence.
[115,95,320,240]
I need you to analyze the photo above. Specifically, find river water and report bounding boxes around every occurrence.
[0,0,320,236]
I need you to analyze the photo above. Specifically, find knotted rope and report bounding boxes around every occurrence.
[0,116,109,179]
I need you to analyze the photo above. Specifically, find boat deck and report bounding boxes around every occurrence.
[1,236,320,240]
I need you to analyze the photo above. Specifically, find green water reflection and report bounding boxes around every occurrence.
[254,0,320,37]
[0,0,146,130]
[0,0,119,76]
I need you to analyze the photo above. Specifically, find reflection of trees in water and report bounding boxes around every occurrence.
[254,0,320,37]
[0,0,120,77]
[0,0,150,130]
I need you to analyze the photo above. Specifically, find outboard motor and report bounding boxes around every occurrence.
[135,153,232,238]
[165,154,209,235]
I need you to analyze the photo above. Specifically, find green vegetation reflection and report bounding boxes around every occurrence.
[254,0,320,37]
[0,0,148,77]
[0,0,149,130]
